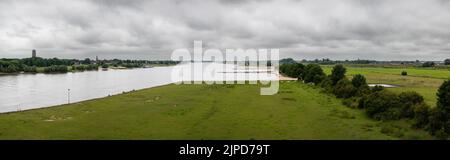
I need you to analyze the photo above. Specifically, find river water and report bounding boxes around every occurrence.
[0,62,278,113]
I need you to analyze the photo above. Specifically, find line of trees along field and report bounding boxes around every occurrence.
[0,57,179,74]
[280,61,450,139]
[281,57,450,69]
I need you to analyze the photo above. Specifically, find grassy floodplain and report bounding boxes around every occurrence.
[322,66,450,106]
[0,81,431,140]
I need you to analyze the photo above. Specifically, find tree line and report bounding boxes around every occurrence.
[280,62,450,139]
[0,57,179,73]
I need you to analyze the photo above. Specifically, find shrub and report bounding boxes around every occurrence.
[445,59,450,65]
[401,71,408,76]
[303,64,325,84]
[279,63,305,79]
[371,85,384,92]
[5,64,19,73]
[23,66,37,73]
[380,124,405,138]
[361,90,402,120]
[437,79,450,115]
[413,103,430,129]
[342,97,360,108]
[74,65,86,71]
[398,91,425,118]
[422,62,435,67]
[351,74,367,88]
[351,74,370,96]
[427,108,446,135]
[330,64,346,85]
[43,65,68,73]
[333,78,356,98]
[319,76,333,92]
[85,64,98,71]
[279,58,297,65]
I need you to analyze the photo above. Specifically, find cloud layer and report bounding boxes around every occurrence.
[1,0,450,60]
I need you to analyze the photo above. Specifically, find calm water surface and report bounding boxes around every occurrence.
[0,67,173,113]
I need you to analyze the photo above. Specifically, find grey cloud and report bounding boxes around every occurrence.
[0,0,449,60]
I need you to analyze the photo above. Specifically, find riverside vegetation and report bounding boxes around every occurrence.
[0,57,178,74]
[280,61,450,139]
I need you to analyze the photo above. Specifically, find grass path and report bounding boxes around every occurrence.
[0,82,430,139]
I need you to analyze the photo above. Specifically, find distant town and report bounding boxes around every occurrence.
[0,50,179,74]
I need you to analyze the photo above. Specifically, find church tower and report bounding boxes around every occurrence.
[32,49,36,58]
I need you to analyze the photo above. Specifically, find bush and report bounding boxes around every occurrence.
[122,63,142,68]
[333,78,356,98]
[319,76,333,93]
[5,64,19,73]
[427,108,446,135]
[330,64,346,85]
[413,103,430,129]
[422,62,435,67]
[303,64,325,84]
[43,65,68,73]
[371,85,385,92]
[342,97,360,108]
[279,63,305,79]
[401,71,408,76]
[74,65,86,71]
[445,59,450,65]
[361,90,402,120]
[398,91,425,118]
[351,74,367,88]
[23,66,37,73]
[351,74,370,96]
[437,79,450,115]
[279,58,297,65]
[380,124,405,138]
[421,79,450,138]
[85,64,98,71]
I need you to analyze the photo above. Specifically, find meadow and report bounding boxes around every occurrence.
[322,66,449,106]
[0,82,431,140]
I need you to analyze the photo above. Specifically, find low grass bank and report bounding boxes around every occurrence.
[0,82,430,139]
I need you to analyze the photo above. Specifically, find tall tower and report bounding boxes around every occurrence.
[32,49,36,58]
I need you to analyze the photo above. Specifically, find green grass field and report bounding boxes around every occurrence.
[0,82,431,140]
[322,66,448,106]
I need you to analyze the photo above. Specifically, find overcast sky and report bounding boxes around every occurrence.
[1,0,450,60]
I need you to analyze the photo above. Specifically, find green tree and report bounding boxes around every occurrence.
[398,91,425,118]
[82,58,92,65]
[303,64,325,84]
[361,90,402,120]
[333,78,356,98]
[371,85,384,92]
[422,62,435,67]
[427,108,446,136]
[279,58,297,65]
[445,59,450,65]
[330,64,346,85]
[437,80,450,115]
[102,64,109,68]
[401,71,408,76]
[351,74,367,88]
[413,103,430,129]
[279,63,305,79]
[5,64,19,73]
